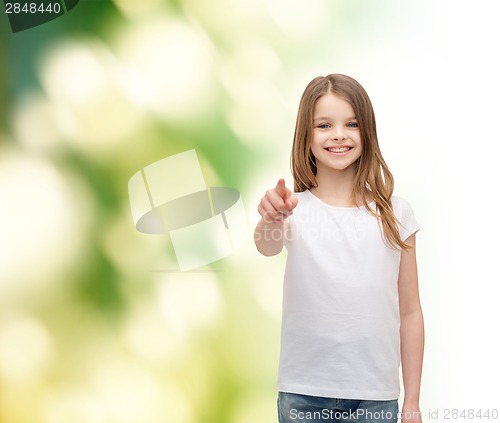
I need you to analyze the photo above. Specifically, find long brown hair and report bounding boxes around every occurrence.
[290,73,411,251]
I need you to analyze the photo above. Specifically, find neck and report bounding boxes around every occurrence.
[311,163,366,207]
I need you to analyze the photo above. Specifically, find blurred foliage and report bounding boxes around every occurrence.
[0,1,285,422]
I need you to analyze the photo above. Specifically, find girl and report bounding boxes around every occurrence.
[254,74,424,423]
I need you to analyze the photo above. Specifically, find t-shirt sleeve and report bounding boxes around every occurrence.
[394,196,420,241]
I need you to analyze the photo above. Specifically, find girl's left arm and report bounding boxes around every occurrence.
[398,232,425,423]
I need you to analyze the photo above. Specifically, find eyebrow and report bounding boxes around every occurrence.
[313,116,358,121]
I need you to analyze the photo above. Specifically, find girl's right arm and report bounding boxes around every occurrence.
[254,179,298,256]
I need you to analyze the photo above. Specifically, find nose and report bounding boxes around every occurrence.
[331,126,346,141]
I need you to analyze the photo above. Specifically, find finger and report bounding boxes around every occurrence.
[259,196,285,222]
[262,209,285,223]
[267,188,291,215]
[258,204,275,222]
[275,178,287,197]
[284,192,299,211]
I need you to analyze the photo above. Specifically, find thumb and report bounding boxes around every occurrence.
[284,192,298,211]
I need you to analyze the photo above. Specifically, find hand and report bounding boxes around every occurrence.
[257,179,298,223]
[401,404,423,423]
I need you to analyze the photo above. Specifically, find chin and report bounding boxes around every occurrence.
[324,161,357,171]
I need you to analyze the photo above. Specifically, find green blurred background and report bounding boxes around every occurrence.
[2,0,500,422]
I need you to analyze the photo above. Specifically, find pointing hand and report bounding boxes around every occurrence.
[257,179,298,223]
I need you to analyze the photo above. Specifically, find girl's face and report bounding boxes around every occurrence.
[310,93,362,174]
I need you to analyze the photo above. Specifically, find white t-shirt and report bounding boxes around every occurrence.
[277,189,420,400]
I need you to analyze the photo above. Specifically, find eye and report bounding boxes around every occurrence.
[317,123,331,129]
[347,122,359,128]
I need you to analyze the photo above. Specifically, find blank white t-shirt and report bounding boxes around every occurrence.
[277,190,420,400]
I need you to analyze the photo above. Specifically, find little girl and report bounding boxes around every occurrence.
[255,74,424,423]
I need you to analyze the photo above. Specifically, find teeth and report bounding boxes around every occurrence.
[328,147,350,153]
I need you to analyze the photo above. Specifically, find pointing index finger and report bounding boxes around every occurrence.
[275,178,287,196]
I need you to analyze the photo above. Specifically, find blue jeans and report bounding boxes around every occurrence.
[278,392,399,423]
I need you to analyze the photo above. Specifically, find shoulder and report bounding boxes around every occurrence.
[390,195,415,214]
[293,190,312,207]
[294,190,310,198]
[391,195,420,239]
[286,190,315,229]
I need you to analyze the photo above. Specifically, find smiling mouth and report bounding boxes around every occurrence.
[325,147,352,153]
